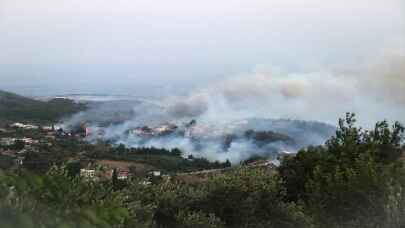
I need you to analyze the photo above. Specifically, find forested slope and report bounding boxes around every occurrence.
[0,90,85,125]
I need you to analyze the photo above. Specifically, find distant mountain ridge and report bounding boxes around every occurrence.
[0,90,85,126]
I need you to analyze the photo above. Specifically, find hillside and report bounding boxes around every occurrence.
[0,90,85,126]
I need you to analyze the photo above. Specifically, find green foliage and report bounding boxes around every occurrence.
[66,161,81,177]
[1,113,405,227]
[278,146,324,201]
[175,211,225,228]
[203,168,311,228]
[89,144,230,173]
[11,139,25,150]
[279,113,405,228]
[125,168,312,228]
[0,155,15,169]
[0,168,129,228]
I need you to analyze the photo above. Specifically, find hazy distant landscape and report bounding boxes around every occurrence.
[1,87,405,228]
[1,0,405,227]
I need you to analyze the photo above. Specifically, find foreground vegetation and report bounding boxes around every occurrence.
[1,113,405,228]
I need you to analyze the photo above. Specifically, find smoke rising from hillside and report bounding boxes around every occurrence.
[62,50,405,163]
[157,51,405,127]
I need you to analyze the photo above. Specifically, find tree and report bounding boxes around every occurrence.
[171,148,183,157]
[204,168,311,228]
[65,161,81,177]
[11,139,25,150]
[224,159,231,168]
[112,168,119,189]
[176,211,224,228]
[279,113,405,227]
[116,143,127,155]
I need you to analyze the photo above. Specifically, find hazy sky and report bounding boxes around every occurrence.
[0,0,404,95]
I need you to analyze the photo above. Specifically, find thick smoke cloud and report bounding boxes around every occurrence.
[362,54,405,106]
[166,95,208,119]
[209,51,405,126]
[154,50,405,127]
[62,49,405,163]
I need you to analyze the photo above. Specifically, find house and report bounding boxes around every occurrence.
[140,180,152,185]
[16,149,28,155]
[118,169,130,180]
[154,123,178,135]
[10,123,39,130]
[10,123,25,128]
[0,149,17,158]
[0,138,16,146]
[110,168,130,180]
[150,171,161,177]
[80,169,96,179]
[85,127,91,137]
[21,138,39,145]
[42,125,54,131]
[131,123,178,138]
[16,156,24,166]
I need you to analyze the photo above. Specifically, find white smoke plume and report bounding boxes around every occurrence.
[160,50,405,127]
[62,48,405,163]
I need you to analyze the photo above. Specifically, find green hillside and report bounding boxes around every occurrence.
[0,90,85,125]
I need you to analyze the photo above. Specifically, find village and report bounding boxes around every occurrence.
[0,121,276,185]
[0,122,140,182]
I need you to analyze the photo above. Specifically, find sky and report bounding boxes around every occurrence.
[0,0,403,96]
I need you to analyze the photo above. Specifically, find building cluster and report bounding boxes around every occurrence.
[79,167,131,181]
[0,123,62,169]
[10,122,40,130]
[126,120,229,141]
[0,121,167,185]
[130,123,178,138]
[79,164,163,185]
